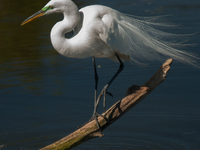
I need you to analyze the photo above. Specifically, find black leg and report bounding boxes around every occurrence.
[92,57,102,134]
[92,53,124,133]
[96,53,124,111]
[107,53,124,85]
[92,57,98,115]
[102,53,124,111]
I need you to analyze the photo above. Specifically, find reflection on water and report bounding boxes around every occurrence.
[0,0,200,149]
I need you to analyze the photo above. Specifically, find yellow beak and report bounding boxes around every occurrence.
[21,10,45,26]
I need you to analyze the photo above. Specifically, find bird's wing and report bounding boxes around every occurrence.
[100,12,131,61]
[101,10,199,65]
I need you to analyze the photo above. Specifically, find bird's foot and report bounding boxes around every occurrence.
[78,113,106,135]
[96,84,113,112]
[106,91,113,98]
[90,112,106,135]
[78,85,112,133]
[98,84,109,99]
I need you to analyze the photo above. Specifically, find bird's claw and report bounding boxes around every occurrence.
[78,113,106,134]
[106,91,113,98]
[90,113,105,134]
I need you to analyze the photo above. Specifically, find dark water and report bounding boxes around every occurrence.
[0,0,200,149]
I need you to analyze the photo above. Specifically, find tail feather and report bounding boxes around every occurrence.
[109,11,199,67]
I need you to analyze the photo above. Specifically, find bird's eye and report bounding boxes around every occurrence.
[49,5,54,9]
[42,5,54,11]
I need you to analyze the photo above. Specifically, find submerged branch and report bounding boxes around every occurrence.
[40,58,173,150]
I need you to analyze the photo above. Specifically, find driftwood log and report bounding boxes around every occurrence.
[40,58,173,150]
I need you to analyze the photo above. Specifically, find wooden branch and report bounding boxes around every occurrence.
[40,58,173,150]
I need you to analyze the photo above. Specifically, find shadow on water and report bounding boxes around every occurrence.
[0,0,200,149]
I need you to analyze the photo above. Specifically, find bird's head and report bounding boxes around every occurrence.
[21,0,74,26]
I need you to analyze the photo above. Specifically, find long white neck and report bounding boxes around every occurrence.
[50,1,80,57]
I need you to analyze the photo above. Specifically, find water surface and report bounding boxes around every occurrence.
[0,0,200,149]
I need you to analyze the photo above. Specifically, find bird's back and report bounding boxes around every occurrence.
[78,5,130,61]
[78,5,199,66]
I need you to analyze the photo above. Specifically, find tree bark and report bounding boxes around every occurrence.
[40,58,173,150]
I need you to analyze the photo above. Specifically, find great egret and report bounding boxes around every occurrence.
[21,0,199,133]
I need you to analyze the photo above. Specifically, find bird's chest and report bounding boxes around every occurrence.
[67,27,113,58]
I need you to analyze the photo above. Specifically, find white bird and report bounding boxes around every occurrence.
[21,0,199,133]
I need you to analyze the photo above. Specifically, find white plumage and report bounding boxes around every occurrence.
[22,0,199,65]
[21,0,199,132]
[46,0,198,65]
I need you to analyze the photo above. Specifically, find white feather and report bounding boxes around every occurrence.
[24,0,199,67]
[104,11,199,66]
